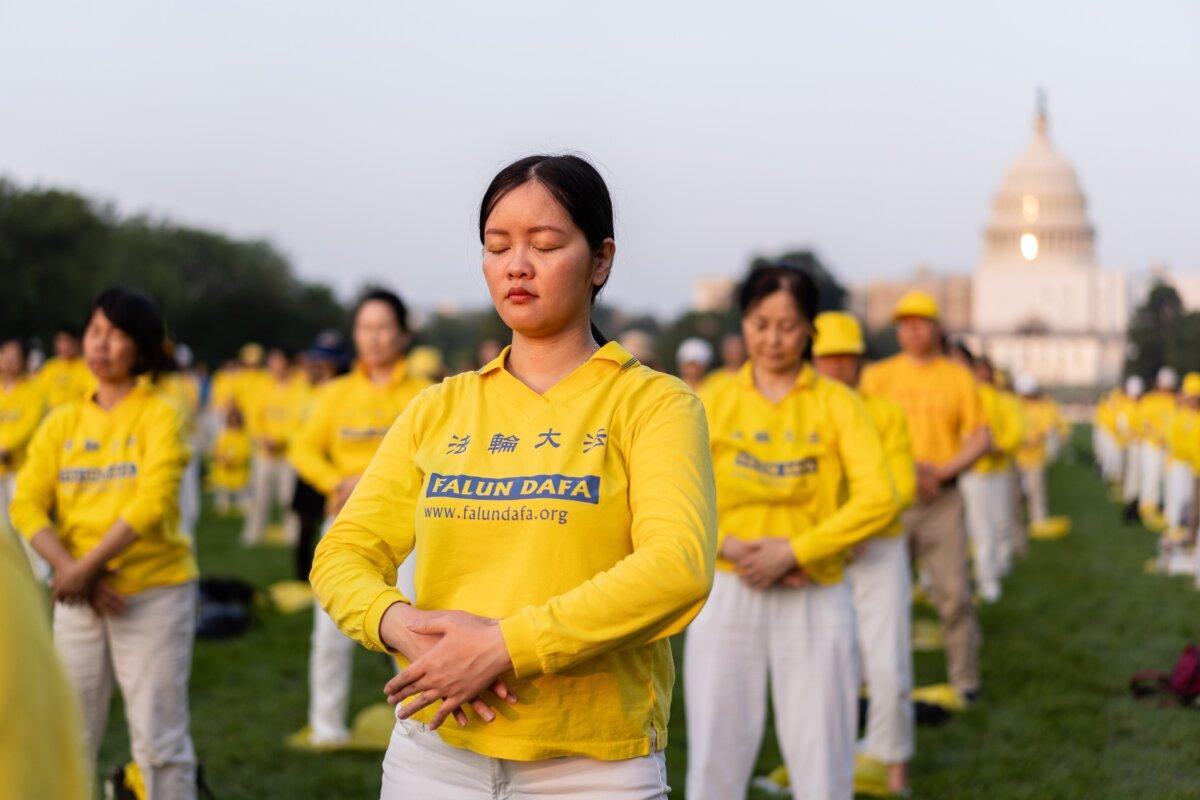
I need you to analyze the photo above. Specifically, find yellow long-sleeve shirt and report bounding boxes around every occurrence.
[210,427,253,490]
[864,392,916,538]
[290,360,430,495]
[974,385,1025,473]
[701,363,897,585]
[0,527,89,800]
[10,385,198,595]
[860,354,986,469]
[1167,406,1200,469]
[311,343,717,762]
[1137,390,1177,447]
[1019,397,1068,469]
[250,375,310,451]
[37,357,95,409]
[0,377,47,475]
[1112,392,1139,447]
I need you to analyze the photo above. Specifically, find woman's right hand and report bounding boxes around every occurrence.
[379,603,516,726]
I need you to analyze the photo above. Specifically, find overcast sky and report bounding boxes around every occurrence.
[3,1,1197,316]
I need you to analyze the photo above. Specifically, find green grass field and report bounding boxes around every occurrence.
[94,429,1200,799]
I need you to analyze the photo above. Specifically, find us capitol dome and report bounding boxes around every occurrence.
[967,93,1127,387]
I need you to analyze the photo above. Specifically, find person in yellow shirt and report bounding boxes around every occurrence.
[158,344,204,542]
[210,405,253,516]
[993,370,1028,570]
[812,311,916,796]
[1137,367,1178,524]
[241,348,306,546]
[37,326,95,410]
[1094,389,1121,485]
[860,291,990,700]
[1118,375,1146,521]
[10,288,199,799]
[0,338,50,580]
[290,289,431,747]
[686,272,894,800]
[0,525,90,800]
[1015,374,1067,528]
[312,155,716,798]
[1163,373,1200,548]
[948,347,1017,603]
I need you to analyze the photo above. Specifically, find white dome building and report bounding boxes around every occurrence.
[969,95,1127,387]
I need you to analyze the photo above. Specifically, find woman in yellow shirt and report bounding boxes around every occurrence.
[290,288,431,747]
[11,288,199,799]
[311,155,716,798]
[210,405,254,516]
[685,267,896,800]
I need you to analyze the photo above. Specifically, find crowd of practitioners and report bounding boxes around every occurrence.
[1,154,1072,800]
[1095,368,1200,583]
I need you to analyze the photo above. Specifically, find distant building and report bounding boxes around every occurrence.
[853,268,973,333]
[966,95,1127,388]
[692,277,736,312]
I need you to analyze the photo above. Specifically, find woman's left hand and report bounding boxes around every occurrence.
[389,611,515,730]
[736,537,798,590]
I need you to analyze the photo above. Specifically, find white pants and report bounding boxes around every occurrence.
[1164,460,1195,531]
[960,471,1005,602]
[684,572,858,800]
[1000,468,1023,573]
[846,535,914,763]
[1123,444,1141,503]
[54,582,198,800]
[309,519,411,743]
[380,718,668,800]
[241,454,299,546]
[1,473,51,582]
[1140,442,1165,511]
[179,454,201,542]
[1020,465,1048,526]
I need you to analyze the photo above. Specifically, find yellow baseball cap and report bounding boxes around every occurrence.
[892,290,940,322]
[812,312,865,357]
[1183,372,1200,398]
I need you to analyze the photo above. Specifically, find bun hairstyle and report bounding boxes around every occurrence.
[479,154,613,346]
[88,288,170,379]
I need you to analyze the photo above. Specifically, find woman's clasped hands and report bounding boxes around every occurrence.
[379,604,519,730]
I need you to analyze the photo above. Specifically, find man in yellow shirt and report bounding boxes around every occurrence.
[812,311,917,795]
[1137,367,1178,525]
[860,291,990,700]
[241,348,307,546]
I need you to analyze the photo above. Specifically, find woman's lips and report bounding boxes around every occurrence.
[506,288,535,302]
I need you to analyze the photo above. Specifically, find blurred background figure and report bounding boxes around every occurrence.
[38,326,94,410]
[1014,374,1066,532]
[241,347,305,548]
[0,337,49,580]
[475,337,503,369]
[618,328,659,370]
[1136,367,1177,527]
[675,336,713,391]
[1120,375,1146,522]
[211,405,253,517]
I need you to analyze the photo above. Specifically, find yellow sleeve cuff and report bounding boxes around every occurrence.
[12,510,52,542]
[499,611,542,679]
[363,588,408,653]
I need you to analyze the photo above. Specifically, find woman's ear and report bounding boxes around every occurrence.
[592,238,616,288]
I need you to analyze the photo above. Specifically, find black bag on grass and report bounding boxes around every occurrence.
[196,577,256,640]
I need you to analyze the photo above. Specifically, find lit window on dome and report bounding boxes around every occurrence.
[1022,194,1039,222]
[1020,233,1039,261]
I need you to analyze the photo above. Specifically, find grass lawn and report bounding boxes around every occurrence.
[94,429,1200,798]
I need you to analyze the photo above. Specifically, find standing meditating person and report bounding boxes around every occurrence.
[11,288,199,799]
[311,154,716,798]
[860,291,989,703]
[289,289,430,748]
[685,266,896,800]
[812,311,917,796]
